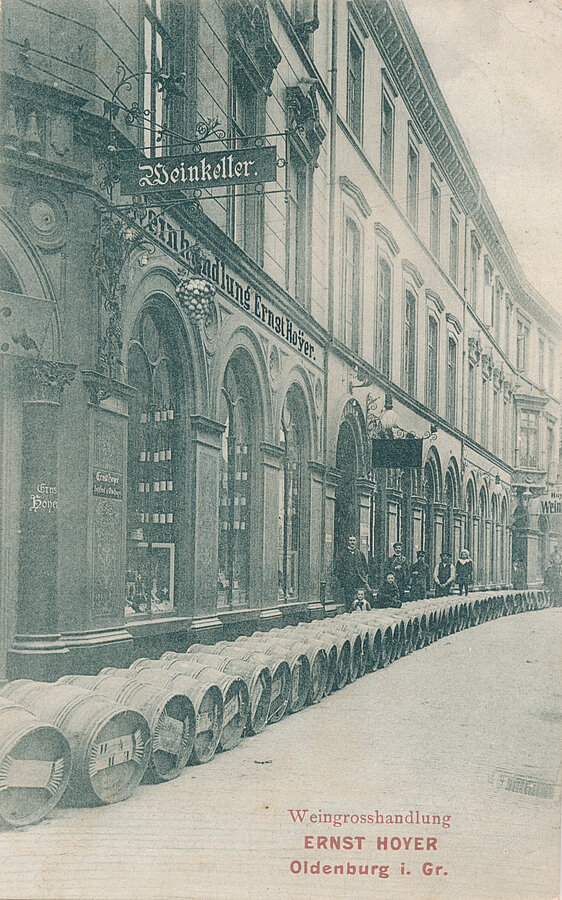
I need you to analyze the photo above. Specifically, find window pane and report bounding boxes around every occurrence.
[381,95,393,188]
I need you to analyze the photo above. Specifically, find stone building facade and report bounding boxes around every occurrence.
[0,0,560,679]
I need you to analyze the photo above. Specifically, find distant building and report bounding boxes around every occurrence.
[0,0,559,679]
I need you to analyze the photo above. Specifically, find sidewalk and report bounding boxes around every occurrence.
[0,608,560,900]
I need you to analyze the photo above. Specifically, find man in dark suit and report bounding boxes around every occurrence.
[334,535,371,612]
[385,541,410,602]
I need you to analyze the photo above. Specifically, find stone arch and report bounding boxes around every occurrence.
[276,364,319,461]
[212,324,272,441]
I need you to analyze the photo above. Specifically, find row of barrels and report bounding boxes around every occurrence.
[0,589,551,827]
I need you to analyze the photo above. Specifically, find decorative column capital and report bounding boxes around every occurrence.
[16,360,76,403]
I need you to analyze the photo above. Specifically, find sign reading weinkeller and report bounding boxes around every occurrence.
[121,146,278,195]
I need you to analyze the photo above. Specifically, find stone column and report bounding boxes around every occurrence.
[259,442,284,626]
[189,415,225,641]
[7,360,75,680]
[307,462,325,617]
[324,468,341,614]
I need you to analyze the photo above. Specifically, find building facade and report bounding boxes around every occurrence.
[0,0,560,680]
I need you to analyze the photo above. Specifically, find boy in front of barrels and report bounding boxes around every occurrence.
[352,587,371,611]
[455,549,473,595]
[374,572,402,608]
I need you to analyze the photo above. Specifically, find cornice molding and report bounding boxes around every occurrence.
[425,288,444,313]
[339,175,372,218]
[446,312,462,335]
[401,258,424,288]
[374,221,399,255]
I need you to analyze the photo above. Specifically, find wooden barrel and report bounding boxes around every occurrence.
[184,648,272,736]
[126,665,223,765]
[366,613,403,662]
[289,624,340,694]
[339,615,376,674]
[309,621,362,683]
[231,637,297,721]
[0,680,150,806]
[59,674,196,782]
[260,633,327,705]
[158,654,250,751]
[300,625,351,689]
[0,696,72,827]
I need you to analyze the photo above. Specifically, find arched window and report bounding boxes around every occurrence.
[278,391,307,600]
[446,337,457,425]
[375,256,391,376]
[218,355,259,609]
[126,308,183,617]
[444,471,456,554]
[478,488,488,585]
[335,420,359,556]
[426,315,438,411]
[466,481,476,565]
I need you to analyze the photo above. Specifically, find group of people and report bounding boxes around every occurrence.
[334,536,474,611]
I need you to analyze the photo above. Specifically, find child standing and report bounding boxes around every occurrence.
[374,572,402,608]
[455,549,473,595]
[352,588,371,611]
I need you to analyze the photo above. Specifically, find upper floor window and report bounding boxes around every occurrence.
[470,234,480,307]
[516,318,529,372]
[504,298,511,353]
[143,2,172,156]
[426,315,438,411]
[467,362,476,437]
[375,256,391,376]
[495,278,504,337]
[484,260,494,327]
[538,336,545,386]
[229,68,264,262]
[406,141,419,228]
[449,209,459,285]
[403,290,416,395]
[492,385,500,456]
[380,92,394,189]
[503,395,511,462]
[481,375,489,446]
[519,409,538,468]
[347,27,363,141]
[343,217,361,352]
[430,177,440,258]
[548,343,555,393]
[286,145,308,305]
[446,337,457,425]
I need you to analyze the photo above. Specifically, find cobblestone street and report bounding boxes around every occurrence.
[0,607,560,900]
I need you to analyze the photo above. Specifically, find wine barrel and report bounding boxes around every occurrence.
[125,665,223,765]
[367,613,403,661]
[289,630,338,695]
[299,625,351,689]
[184,649,272,736]
[309,621,362,683]
[289,624,341,694]
[158,654,250,751]
[231,638,297,720]
[59,674,195,782]
[257,633,327,705]
[339,615,375,674]
[0,696,71,827]
[0,681,150,805]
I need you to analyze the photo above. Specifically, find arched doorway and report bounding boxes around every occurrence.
[218,350,263,609]
[278,386,311,601]
[466,480,477,573]
[125,306,186,618]
[424,462,436,567]
[444,470,456,555]
[334,419,360,557]
[478,487,489,585]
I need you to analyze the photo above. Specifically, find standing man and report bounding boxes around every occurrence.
[410,550,430,602]
[334,535,371,612]
[385,541,410,603]
[434,551,456,597]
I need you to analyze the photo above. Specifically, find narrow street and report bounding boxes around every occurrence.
[0,608,560,900]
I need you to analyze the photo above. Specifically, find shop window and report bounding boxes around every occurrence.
[278,396,304,600]
[126,310,181,618]
[518,409,538,468]
[375,256,391,376]
[380,91,394,189]
[426,315,438,412]
[218,360,256,608]
[347,26,363,141]
[446,336,457,426]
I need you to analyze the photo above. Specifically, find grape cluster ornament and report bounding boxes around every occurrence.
[176,275,215,323]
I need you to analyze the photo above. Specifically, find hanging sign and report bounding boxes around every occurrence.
[121,145,278,195]
[372,438,423,469]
